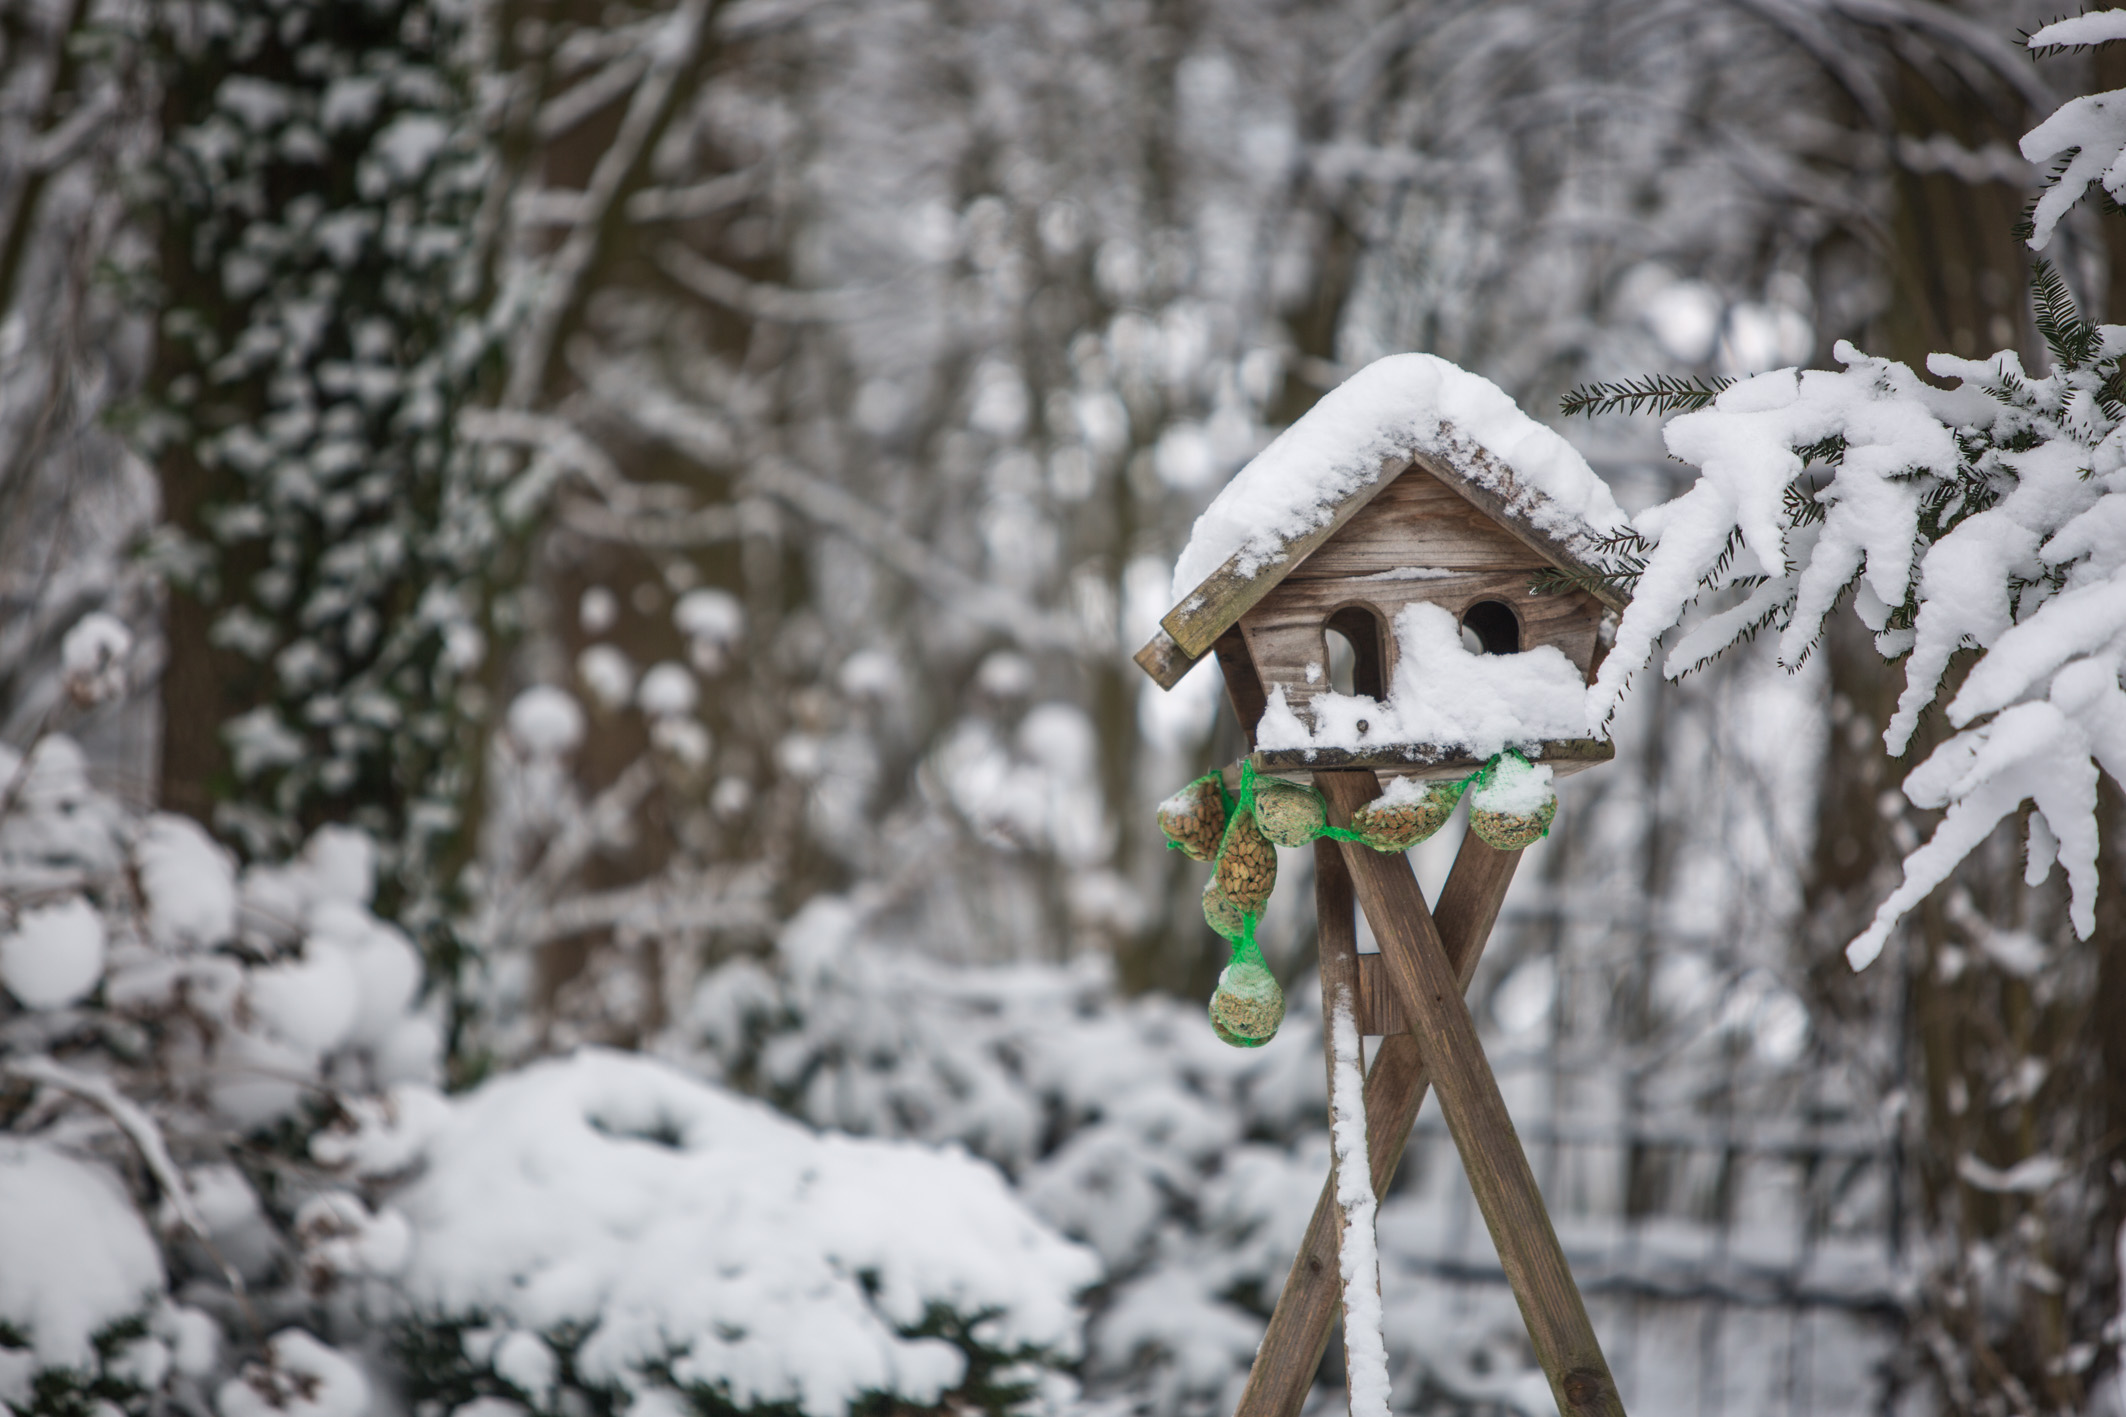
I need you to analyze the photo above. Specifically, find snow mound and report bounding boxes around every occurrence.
[60,612,131,707]
[1257,602,1591,757]
[135,814,239,951]
[0,897,106,1009]
[0,1138,163,1370]
[217,1330,369,1417]
[1469,755,1556,815]
[506,686,585,756]
[394,1049,1100,1417]
[1171,353,1625,599]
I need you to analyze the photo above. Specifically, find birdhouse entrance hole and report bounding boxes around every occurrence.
[1460,599,1521,655]
[1324,603,1389,698]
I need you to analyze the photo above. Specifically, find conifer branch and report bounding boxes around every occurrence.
[2031,258,2101,368]
[1559,373,1733,418]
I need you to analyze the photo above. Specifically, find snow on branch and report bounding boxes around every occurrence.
[1586,29,2126,961]
[2023,11,2126,250]
[1587,319,2126,966]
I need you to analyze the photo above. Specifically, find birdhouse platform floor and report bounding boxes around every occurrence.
[1242,734,1614,782]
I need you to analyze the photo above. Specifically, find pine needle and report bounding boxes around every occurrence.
[1528,526,1650,600]
[2031,258,2100,369]
[1560,373,1733,419]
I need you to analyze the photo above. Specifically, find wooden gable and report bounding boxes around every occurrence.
[1134,427,1627,692]
[1236,465,1608,732]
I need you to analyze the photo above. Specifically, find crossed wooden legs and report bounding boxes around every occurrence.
[1234,770,1626,1417]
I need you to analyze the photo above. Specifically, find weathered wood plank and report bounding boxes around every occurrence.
[1409,442,1629,614]
[1355,953,1406,1036]
[1251,736,1614,781]
[1284,466,1541,579]
[1312,838,1373,1404]
[1158,452,1413,660]
[1234,802,1521,1417]
[1135,627,1202,691]
[1213,626,1269,748]
[1321,773,1628,1417]
[1245,571,1600,665]
[1240,568,1605,721]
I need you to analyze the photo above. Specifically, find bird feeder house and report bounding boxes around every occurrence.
[1135,355,1634,1417]
[1135,396,1627,778]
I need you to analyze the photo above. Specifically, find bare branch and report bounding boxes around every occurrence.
[504,0,714,408]
[534,52,651,141]
[654,241,876,323]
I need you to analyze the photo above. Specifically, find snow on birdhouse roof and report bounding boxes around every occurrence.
[1136,354,1629,688]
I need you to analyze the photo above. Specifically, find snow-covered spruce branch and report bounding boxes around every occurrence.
[1586,334,2126,968]
[1580,17,2126,969]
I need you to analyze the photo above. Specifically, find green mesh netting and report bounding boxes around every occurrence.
[1161,753,1557,1047]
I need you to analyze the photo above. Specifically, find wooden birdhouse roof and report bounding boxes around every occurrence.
[1134,355,1631,691]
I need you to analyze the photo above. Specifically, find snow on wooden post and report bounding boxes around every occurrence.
[1136,355,1631,1417]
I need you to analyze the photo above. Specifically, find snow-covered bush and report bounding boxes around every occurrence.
[0,731,439,1412]
[686,898,1328,1415]
[363,1050,1098,1417]
[0,734,1100,1417]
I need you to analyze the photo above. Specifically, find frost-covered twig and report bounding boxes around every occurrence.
[590,366,1099,658]
[654,241,876,323]
[511,868,776,952]
[504,0,713,407]
[486,758,660,953]
[2,1056,204,1235]
[533,51,652,141]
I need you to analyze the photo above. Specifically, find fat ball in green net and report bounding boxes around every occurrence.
[1251,778,1327,847]
[1351,776,1462,851]
[1202,875,1246,941]
[1214,807,1278,916]
[1157,774,1230,862]
[1208,947,1284,1047]
[1467,751,1557,850]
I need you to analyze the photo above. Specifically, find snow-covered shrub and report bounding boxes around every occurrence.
[0,732,439,1412]
[349,1049,1098,1417]
[685,898,1335,1416]
[1,734,1100,1417]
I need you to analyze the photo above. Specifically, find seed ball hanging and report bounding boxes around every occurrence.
[1202,875,1246,941]
[1208,957,1285,1047]
[1251,778,1327,848]
[1351,777,1461,852]
[1214,810,1279,916]
[1468,753,1558,851]
[1158,776,1230,862]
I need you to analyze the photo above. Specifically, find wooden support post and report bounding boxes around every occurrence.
[1311,836,1372,1399]
[1234,777,1522,1417]
[1319,773,1626,1417]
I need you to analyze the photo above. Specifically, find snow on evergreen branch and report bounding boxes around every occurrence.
[1559,372,1734,418]
[1592,288,2126,965]
[2022,11,2126,250]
